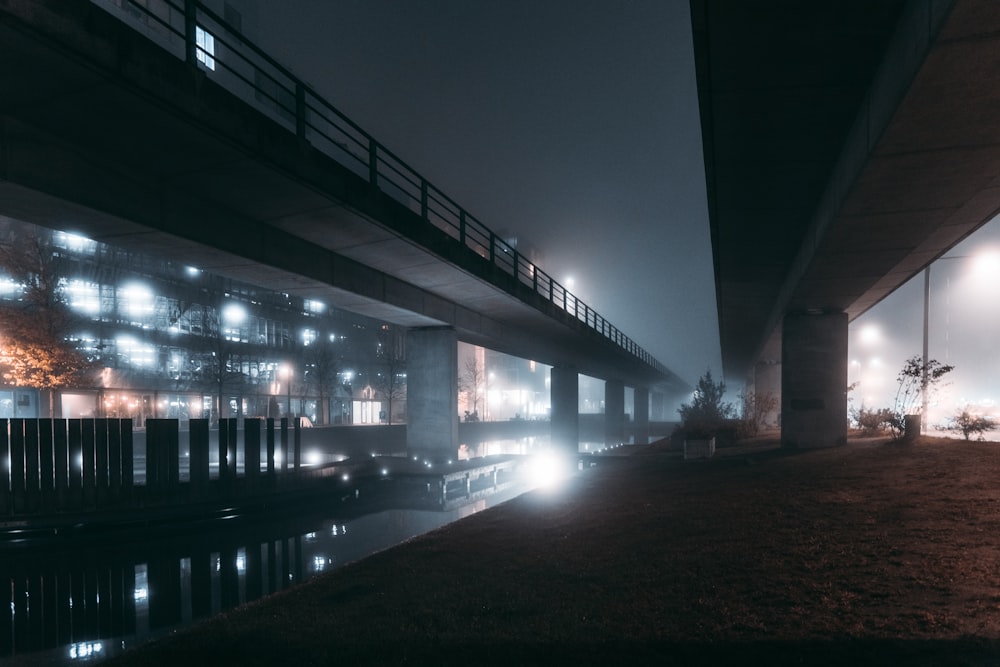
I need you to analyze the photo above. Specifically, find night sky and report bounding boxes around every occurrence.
[252,0,720,387]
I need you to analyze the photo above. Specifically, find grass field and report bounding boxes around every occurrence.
[105,435,1000,666]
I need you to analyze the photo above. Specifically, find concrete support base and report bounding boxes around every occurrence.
[781,312,847,449]
[406,327,458,461]
[550,366,579,455]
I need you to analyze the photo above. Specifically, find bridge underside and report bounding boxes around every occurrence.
[693,0,1000,445]
[0,1,687,398]
[695,0,1000,379]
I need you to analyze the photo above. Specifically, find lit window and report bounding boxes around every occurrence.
[0,277,21,296]
[302,328,317,346]
[222,303,247,325]
[195,26,215,70]
[116,336,156,367]
[53,231,96,254]
[119,283,155,317]
[304,299,326,314]
[63,279,101,314]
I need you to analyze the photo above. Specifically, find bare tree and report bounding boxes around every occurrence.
[458,357,485,420]
[304,340,342,425]
[375,325,406,424]
[191,305,246,423]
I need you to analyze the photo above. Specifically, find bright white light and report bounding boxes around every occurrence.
[305,299,326,314]
[69,641,103,660]
[116,336,156,366]
[858,324,881,346]
[120,283,155,316]
[185,266,201,277]
[222,303,247,325]
[527,450,569,491]
[56,232,96,253]
[305,450,322,466]
[273,450,282,466]
[381,468,388,476]
[341,473,350,482]
[0,278,22,295]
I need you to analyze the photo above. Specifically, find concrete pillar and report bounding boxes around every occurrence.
[651,391,665,422]
[753,360,782,430]
[781,312,847,448]
[406,327,458,462]
[634,387,650,444]
[550,366,579,454]
[605,379,625,445]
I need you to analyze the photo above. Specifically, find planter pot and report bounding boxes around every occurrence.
[684,436,715,460]
[903,414,921,441]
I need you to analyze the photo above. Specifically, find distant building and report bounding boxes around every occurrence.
[0,220,401,427]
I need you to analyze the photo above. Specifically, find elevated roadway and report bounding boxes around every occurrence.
[692,0,1000,445]
[0,0,689,411]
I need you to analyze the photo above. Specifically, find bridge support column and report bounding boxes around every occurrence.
[406,327,458,462]
[605,379,625,445]
[550,366,579,455]
[753,358,781,430]
[781,312,847,449]
[634,387,649,444]
[650,391,665,421]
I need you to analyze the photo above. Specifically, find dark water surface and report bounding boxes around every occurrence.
[1,483,529,666]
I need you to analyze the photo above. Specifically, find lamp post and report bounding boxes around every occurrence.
[921,252,991,429]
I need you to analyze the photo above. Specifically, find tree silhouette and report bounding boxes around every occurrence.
[0,226,92,414]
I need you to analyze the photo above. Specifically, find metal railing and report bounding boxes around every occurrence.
[91,0,668,376]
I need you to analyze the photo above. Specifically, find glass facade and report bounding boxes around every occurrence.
[0,221,403,427]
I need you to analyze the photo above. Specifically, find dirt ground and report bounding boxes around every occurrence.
[106,435,1000,666]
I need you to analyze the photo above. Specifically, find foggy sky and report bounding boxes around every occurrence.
[851,213,1000,425]
[252,0,720,387]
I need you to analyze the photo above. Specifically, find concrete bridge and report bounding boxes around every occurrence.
[692,0,1000,447]
[0,0,688,461]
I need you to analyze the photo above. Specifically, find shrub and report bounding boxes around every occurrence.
[677,370,734,439]
[851,406,895,436]
[942,409,997,441]
[888,355,954,439]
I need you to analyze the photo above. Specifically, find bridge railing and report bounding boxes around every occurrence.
[90,0,668,377]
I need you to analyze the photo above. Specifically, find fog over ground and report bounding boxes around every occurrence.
[850,214,1000,429]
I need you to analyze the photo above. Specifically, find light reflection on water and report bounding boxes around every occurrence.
[1,435,661,665]
[1,482,526,667]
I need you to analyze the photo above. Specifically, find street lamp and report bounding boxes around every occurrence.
[920,251,998,427]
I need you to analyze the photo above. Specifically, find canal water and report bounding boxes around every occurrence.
[1,478,530,666]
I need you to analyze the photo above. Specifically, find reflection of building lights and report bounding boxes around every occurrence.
[133,587,148,602]
[69,641,104,660]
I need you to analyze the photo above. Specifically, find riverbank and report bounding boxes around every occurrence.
[105,436,1000,666]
